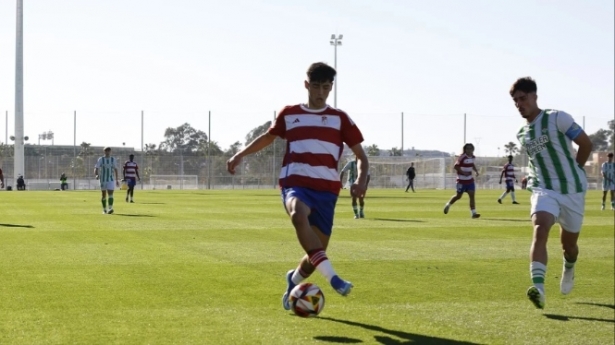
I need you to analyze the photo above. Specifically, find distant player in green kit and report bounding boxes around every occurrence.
[340,155,370,219]
[94,147,120,214]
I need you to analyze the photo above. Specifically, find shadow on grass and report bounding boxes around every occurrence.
[313,336,363,343]
[481,218,529,222]
[544,314,614,323]
[0,223,35,228]
[138,202,166,205]
[318,317,482,345]
[113,214,155,218]
[575,302,615,310]
[372,218,424,223]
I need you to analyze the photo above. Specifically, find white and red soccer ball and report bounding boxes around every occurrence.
[289,283,325,317]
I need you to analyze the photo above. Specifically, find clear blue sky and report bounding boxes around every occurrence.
[0,0,613,156]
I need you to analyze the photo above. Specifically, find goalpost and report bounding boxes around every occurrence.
[149,175,199,190]
[360,157,450,189]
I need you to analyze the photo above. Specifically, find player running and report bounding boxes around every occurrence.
[443,143,481,218]
[94,147,120,214]
[123,154,141,203]
[498,155,520,204]
[227,62,367,311]
[340,155,371,219]
[512,77,592,309]
[601,152,615,210]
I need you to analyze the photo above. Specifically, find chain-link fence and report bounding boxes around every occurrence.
[0,149,610,191]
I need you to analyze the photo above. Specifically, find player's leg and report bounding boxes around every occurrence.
[129,178,136,202]
[467,189,480,218]
[358,176,369,218]
[283,189,351,298]
[558,192,584,295]
[107,182,115,213]
[351,196,358,219]
[601,189,607,210]
[526,189,558,309]
[510,184,518,204]
[283,225,329,310]
[498,183,509,203]
[610,189,615,210]
[444,185,463,214]
[405,179,410,192]
[101,189,108,214]
[410,179,415,192]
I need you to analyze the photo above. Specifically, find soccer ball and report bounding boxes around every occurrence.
[289,283,325,317]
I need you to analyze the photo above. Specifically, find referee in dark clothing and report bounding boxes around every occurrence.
[405,162,416,192]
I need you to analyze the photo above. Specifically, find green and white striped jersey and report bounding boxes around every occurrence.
[340,160,358,183]
[602,162,615,183]
[95,156,119,182]
[517,109,586,194]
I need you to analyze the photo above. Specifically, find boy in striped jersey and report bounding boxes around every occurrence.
[511,77,593,309]
[227,62,368,310]
[123,154,140,203]
[601,152,615,210]
[443,143,481,218]
[94,147,120,214]
[498,155,519,204]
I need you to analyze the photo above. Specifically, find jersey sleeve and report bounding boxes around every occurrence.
[602,163,608,173]
[555,111,582,140]
[454,155,464,168]
[94,157,102,168]
[340,113,364,147]
[268,107,288,139]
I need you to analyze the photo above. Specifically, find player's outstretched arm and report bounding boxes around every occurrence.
[227,133,276,175]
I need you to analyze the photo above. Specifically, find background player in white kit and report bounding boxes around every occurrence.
[512,77,592,309]
[94,147,120,214]
[600,152,615,210]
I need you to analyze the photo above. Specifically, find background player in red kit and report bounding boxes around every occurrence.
[443,143,481,218]
[227,62,369,311]
[498,155,520,204]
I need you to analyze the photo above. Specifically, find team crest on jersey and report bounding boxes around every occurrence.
[542,128,548,134]
[321,116,328,125]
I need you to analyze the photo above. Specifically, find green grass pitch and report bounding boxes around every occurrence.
[0,189,613,344]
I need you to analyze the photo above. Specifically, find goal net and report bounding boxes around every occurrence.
[359,157,451,189]
[150,175,199,190]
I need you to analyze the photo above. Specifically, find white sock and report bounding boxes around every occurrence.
[471,209,476,215]
[315,260,336,282]
[291,270,305,285]
[511,192,516,201]
[530,261,546,293]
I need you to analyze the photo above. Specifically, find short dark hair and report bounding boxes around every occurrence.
[608,153,614,157]
[104,147,111,152]
[510,77,537,96]
[129,154,134,157]
[507,155,513,159]
[463,143,474,152]
[307,62,336,83]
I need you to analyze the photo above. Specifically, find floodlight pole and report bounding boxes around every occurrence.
[330,34,343,108]
[14,0,25,179]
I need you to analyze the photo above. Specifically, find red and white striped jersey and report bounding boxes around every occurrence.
[268,104,364,194]
[455,153,476,185]
[123,161,139,178]
[502,163,515,182]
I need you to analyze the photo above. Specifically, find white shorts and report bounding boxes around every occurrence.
[602,181,615,191]
[100,181,116,191]
[530,187,585,233]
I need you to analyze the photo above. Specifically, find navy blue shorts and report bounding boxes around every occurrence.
[281,187,338,236]
[127,178,137,188]
[505,180,515,190]
[456,182,476,194]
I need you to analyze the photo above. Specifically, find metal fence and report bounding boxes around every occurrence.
[1,151,609,191]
